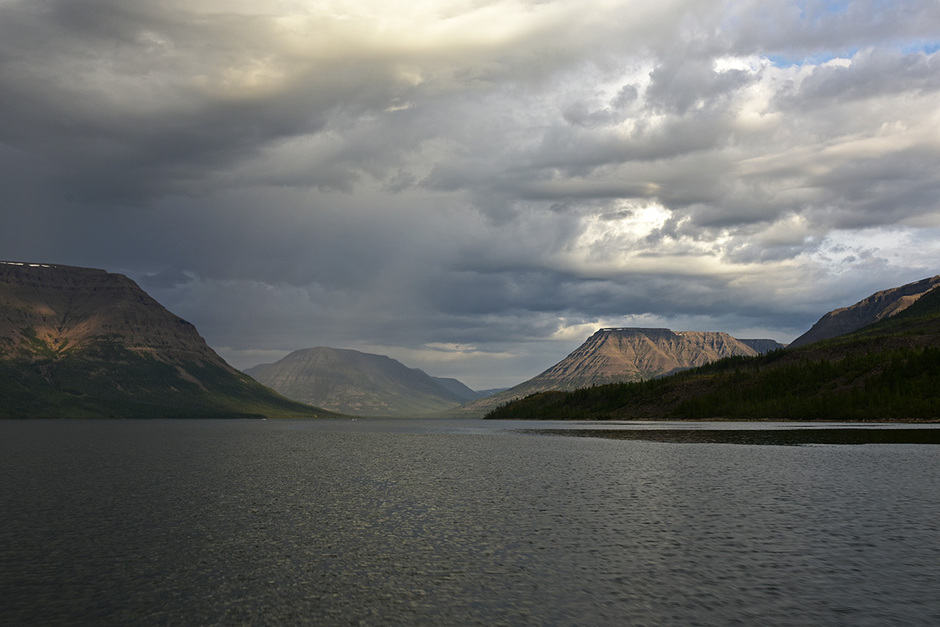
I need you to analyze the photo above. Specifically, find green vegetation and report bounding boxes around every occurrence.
[486,288,940,422]
[0,339,329,419]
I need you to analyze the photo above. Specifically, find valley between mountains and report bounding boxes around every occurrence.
[2,260,938,420]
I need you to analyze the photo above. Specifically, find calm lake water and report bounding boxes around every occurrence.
[2,419,939,626]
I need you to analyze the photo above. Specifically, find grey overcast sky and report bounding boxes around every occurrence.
[2,0,939,389]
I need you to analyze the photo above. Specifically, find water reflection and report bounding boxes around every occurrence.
[521,427,940,445]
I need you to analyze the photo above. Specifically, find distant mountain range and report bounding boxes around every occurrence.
[245,347,485,417]
[458,329,783,415]
[4,259,937,421]
[0,261,327,419]
[487,275,940,421]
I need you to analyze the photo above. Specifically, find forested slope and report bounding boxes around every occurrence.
[486,287,940,421]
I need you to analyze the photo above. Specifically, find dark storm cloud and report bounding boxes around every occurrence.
[0,0,417,204]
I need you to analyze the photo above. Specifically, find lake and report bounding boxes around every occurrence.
[2,419,939,625]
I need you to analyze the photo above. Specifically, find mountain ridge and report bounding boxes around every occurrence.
[789,275,940,347]
[246,347,477,417]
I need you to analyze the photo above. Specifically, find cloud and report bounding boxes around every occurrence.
[2,0,939,388]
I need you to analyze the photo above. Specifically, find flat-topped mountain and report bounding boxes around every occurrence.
[1,262,222,364]
[0,261,326,418]
[460,328,783,415]
[245,347,478,417]
[487,277,940,421]
[789,275,940,347]
[531,328,778,385]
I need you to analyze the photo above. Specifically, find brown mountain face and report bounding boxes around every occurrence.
[460,328,783,415]
[789,275,940,348]
[0,262,223,366]
[0,261,323,418]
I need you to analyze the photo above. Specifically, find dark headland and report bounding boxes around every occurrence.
[0,261,329,419]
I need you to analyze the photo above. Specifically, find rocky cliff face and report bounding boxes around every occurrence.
[246,347,474,417]
[789,275,940,348]
[0,261,322,418]
[461,327,783,414]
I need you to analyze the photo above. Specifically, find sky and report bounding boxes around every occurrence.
[2,0,940,389]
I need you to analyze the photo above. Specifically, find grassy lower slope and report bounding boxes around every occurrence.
[0,342,332,419]
[486,288,940,421]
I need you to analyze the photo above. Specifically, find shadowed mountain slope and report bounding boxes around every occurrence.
[245,347,475,417]
[789,275,940,347]
[431,376,488,401]
[0,261,327,419]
